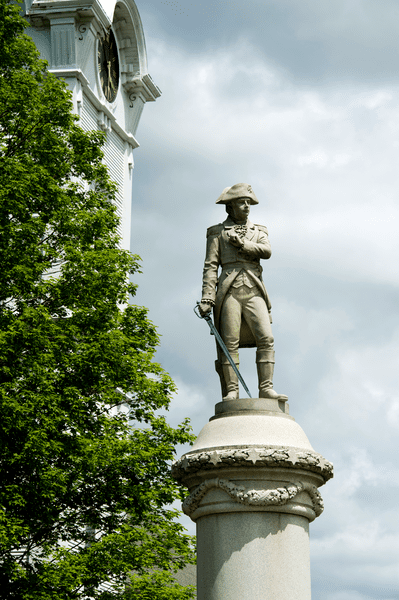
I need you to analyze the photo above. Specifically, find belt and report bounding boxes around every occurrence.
[221,261,260,269]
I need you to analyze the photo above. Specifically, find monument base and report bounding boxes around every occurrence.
[172,398,333,600]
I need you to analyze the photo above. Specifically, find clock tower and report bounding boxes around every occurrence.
[24,0,161,251]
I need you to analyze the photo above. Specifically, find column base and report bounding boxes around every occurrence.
[172,397,333,600]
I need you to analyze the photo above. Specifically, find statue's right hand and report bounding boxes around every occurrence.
[198,301,212,317]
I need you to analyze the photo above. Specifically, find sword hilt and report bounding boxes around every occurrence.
[194,302,203,319]
[194,302,214,333]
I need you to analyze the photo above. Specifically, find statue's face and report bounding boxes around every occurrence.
[231,197,250,222]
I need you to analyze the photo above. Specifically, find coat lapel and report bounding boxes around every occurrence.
[246,220,256,241]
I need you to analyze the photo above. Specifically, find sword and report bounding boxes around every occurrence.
[194,302,252,398]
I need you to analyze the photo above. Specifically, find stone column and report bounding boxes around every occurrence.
[172,399,333,600]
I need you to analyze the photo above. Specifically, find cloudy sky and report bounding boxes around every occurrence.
[128,1,399,598]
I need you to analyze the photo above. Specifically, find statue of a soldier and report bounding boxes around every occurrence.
[198,183,287,402]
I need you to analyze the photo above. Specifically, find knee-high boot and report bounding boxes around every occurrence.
[221,356,239,401]
[256,350,288,401]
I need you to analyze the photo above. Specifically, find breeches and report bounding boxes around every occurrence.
[219,285,274,362]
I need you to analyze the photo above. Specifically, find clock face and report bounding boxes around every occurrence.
[97,29,119,103]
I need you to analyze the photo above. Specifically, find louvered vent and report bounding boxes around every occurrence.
[80,95,98,130]
[103,129,125,237]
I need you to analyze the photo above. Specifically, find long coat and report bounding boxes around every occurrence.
[201,217,272,348]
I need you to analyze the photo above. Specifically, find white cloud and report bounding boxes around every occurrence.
[319,336,399,435]
[169,377,208,415]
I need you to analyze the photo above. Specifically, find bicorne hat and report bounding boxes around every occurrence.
[215,183,259,205]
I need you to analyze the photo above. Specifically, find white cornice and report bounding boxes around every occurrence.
[121,73,161,102]
[48,67,140,149]
[29,0,111,28]
[83,83,140,148]
[49,67,90,87]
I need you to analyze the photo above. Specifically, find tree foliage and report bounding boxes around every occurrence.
[0,2,195,597]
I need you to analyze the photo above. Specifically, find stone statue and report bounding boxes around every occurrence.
[198,183,287,402]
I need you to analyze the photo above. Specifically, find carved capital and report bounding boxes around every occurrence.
[172,445,333,483]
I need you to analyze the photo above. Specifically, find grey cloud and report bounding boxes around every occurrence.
[131,4,399,597]
[141,0,399,83]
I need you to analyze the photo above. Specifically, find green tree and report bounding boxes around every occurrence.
[0,1,195,598]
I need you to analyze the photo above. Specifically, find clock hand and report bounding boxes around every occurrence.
[107,61,116,92]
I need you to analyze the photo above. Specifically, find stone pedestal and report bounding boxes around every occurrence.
[172,398,333,600]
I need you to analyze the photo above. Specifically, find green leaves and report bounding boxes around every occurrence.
[0,1,195,597]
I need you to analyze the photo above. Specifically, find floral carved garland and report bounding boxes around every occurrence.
[182,477,324,517]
